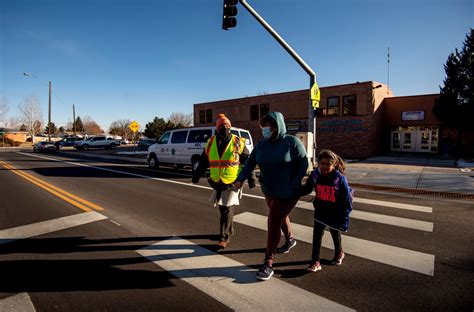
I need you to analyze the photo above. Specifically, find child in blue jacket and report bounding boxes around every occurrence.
[300,149,353,272]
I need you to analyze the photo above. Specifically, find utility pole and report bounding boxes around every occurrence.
[48,81,52,141]
[72,104,76,135]
[387,47,391,94]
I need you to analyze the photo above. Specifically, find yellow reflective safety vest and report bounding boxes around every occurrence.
[205,134,246,184]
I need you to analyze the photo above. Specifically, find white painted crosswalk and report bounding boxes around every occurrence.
[238,196,436,276]
[296,201,434,232]
[0,211,108,245]
[137,237,355,312]
[234,212,435,276]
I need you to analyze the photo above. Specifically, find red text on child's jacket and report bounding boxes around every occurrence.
[315,184,336,203]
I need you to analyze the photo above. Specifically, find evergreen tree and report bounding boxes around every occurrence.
[143,117,177,139]
[433,28,474,129]
[45,122,57,134]
[74,116,85,133]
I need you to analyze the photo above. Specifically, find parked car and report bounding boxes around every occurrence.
[137,138,156,151]
[33,141,58,153]
[74,136,121,150]
[146,126,253,171]
[55,136,83,148]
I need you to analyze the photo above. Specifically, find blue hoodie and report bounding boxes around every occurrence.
[237,112,308,200]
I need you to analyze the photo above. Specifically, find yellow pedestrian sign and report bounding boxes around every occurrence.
[129,121,140,133]
[311,81,320,108]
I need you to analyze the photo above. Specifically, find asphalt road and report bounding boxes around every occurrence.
[0,150,472,311]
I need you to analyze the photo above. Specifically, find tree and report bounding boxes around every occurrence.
[433,28,474,153]
[144,117,176,139]
[109,119,132,139]
[168,112,193,128]
[33,120,42,135]
[45,122,57,135]
[18,95,43,139]
[5,118,21,130]
[81,116,103,135]
[0,96,9,126]
[73,117,85,133]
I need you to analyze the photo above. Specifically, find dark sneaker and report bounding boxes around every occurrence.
[256,264,274,281]
[276,238,297,254]
[331,250,345,265]
[306,261,322,272]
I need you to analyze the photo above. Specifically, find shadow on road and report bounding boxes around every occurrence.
[0,234,307,292]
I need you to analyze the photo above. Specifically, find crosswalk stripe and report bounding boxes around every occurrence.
[0,211,108,245]
[354,197,432,213]
[0,293,36,312]
[137,237,355,312]
[303,195,432,213]
[234,212,435,276]
[296,201,434,232]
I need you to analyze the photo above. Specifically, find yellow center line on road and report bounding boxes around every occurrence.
[0,160,104,212]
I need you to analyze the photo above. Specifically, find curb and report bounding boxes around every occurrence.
[352,183,474,200]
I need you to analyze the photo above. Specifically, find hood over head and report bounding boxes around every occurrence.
[261,111,286,140]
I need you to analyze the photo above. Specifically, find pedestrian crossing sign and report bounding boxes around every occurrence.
[129,121,140,133]
[311,81,320,108]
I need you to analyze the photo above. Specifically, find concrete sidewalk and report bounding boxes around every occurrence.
[345,155,474,198]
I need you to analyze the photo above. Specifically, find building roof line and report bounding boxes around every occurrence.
[195,81,385,106]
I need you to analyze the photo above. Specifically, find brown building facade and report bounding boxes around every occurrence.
[193,81,441,159]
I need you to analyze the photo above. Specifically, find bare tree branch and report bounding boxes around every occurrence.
[168,112,193,127]
[0,96,9,125]
[18,96,43,138]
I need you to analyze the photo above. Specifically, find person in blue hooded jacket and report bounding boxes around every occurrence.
[233,112,308,281]
[300,149,353,273]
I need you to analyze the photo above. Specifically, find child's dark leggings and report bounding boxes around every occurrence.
[311,220,342,262]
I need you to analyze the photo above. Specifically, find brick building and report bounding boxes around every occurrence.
[193,81,442,159]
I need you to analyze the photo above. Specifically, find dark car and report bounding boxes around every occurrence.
[33,141,58,153]
[55,137,83,148]
[137,139,156,151]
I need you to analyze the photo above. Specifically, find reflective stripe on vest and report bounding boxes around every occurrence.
[205,134,246,184]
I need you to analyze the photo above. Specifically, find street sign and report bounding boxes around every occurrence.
[129,121,140,133]
[311,81,320,108]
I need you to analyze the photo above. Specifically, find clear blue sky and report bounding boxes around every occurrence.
[1,0,472,131]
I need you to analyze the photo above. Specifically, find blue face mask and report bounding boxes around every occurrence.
[262,127,273,139]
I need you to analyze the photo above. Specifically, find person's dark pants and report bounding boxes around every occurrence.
[219,205,234,243]
[264,196,299,267]
[311,220,342,262]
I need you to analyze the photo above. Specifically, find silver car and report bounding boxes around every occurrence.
[33,141,58,153]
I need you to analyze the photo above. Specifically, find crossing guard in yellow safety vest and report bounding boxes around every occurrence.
[192,113,255,249]
[205,127,246,184]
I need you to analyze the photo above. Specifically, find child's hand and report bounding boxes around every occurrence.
[233,181,242,190]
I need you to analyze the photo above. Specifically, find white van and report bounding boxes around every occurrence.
[147,126,254,172]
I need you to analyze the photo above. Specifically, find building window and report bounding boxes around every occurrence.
[199,110,205,124]
[250,104,269,121]
[260,104,269,117]
[325,97,340,116]
[343,95,357,115]
[205,109,213,123]
[250,105,259,121]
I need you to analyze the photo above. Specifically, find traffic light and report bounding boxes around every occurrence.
[222,0,238,30]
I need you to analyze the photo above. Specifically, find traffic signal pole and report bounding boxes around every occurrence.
[238,0,318,166]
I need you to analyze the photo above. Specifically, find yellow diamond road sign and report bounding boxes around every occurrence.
[129,121,140,133]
